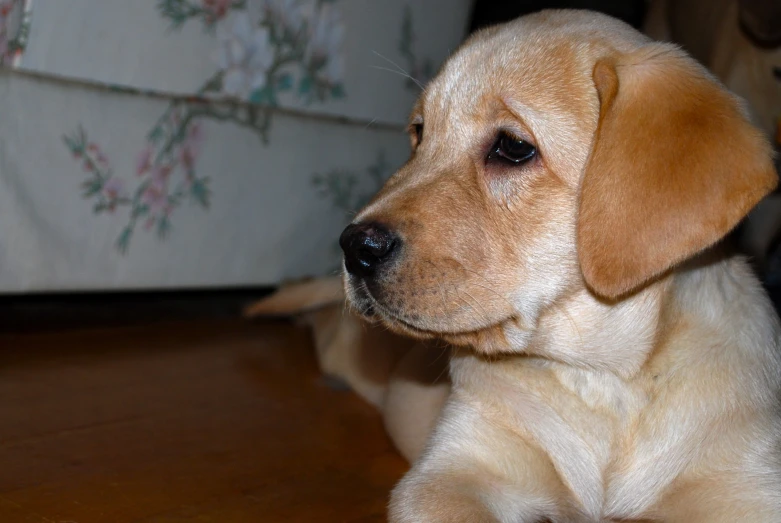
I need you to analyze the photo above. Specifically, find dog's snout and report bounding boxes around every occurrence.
[340,222,399,278]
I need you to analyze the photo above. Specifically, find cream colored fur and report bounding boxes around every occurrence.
[339,10,781,522]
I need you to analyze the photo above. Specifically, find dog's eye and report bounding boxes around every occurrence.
[410,123,423,146]
[488,132,536,165]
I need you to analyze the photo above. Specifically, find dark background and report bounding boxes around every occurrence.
[468,0,647,33]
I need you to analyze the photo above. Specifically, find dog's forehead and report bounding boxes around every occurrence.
[420,11,647,125]
[430,37,579,110]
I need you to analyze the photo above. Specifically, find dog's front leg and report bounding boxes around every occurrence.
[389,470,502,523]
[388,399,579,523]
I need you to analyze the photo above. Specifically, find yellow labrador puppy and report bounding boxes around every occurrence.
[339,10,781,522]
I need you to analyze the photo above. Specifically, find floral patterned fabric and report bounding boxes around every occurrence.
[0,0,30,66]
[16,0,469,126]
[0,0,472,291]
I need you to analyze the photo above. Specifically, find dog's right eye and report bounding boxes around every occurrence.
[410,123,423,147]
[488,131,537,165]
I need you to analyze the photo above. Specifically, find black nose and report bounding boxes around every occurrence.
[339,222,399,278]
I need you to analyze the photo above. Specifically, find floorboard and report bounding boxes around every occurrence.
[0,319,406,522]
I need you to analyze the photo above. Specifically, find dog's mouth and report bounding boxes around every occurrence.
[348,278,515,341]
[349,280,431,334]
[346,280,377,319]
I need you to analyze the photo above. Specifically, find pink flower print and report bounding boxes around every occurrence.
[103,178,127,204]
[95,152,110,171]
[150,164,173,183]
[136,146,153,176]
[141,178,169,215]
[0,1,13,61]
[81,143,110,172]
[202,0,231,23]
[179,122,204,171]
[186,122,204,149]
[179,144,197,172]
[142,179,172,231]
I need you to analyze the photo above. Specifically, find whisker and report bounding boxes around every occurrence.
[429,346,449,367]
[372,50,412,76]
[425,259,456,321]
[549,299,583,346]
[458,287,494,328]
[457,265,517,312]
[370,66,424,90]
[431,348,451,386]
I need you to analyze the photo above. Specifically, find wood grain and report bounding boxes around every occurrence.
[0,319,406,522]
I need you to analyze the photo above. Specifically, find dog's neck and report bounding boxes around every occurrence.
[519,250,776,381]
[449,250,781,410]
[532,279,668,379]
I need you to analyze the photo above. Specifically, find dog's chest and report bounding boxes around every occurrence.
[550,367,657,514]
[489,363,665,519]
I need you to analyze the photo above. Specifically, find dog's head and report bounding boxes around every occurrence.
[340,10,777,353]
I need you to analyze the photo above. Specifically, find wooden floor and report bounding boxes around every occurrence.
[0,319,407,522]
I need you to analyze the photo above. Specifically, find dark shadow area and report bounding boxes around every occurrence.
[468,0,647,34]
[0,288,274,333]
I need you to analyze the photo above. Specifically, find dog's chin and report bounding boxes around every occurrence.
[375,310,441,340]
[345,278,515,346]
[344,284,413,334]
[377,308,518,352]
[343,278,438,338]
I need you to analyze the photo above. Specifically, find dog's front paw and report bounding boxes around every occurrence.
[388,472,571,523]
[388,471,506,523]
[389,488,498,523]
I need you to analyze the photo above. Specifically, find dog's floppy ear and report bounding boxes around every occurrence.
[577,43,777,299]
